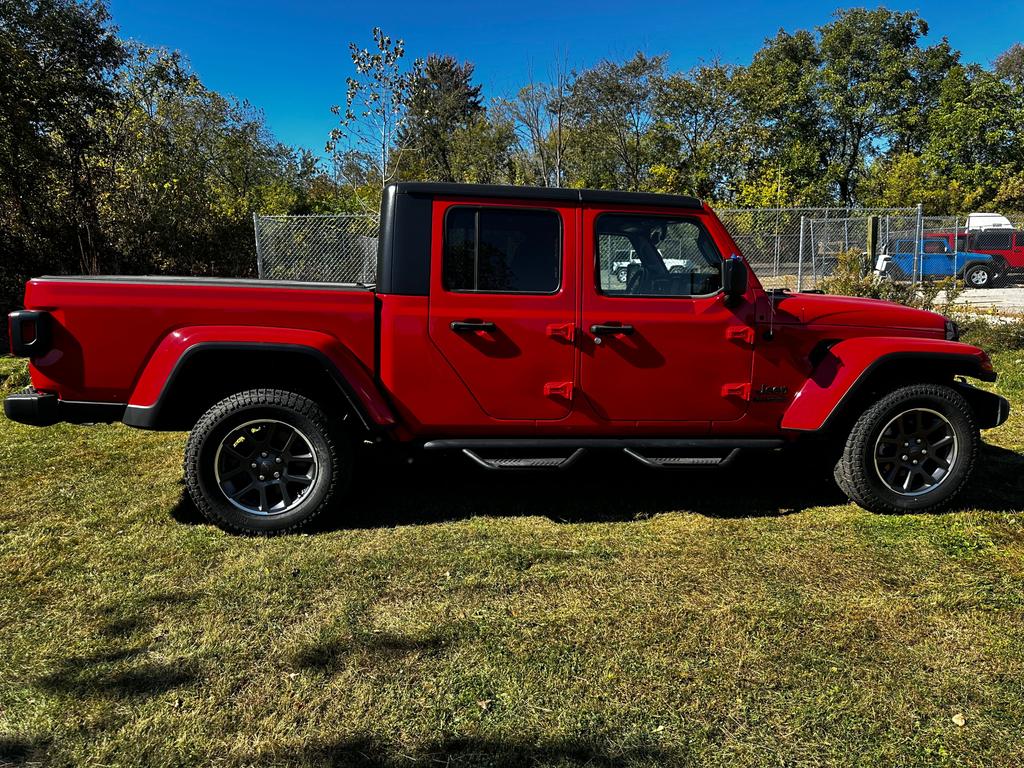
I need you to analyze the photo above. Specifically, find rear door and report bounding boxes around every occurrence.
[427,199,578,420]
[579,207,755,423]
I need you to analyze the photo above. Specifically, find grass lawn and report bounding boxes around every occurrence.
[1,354,1023,767]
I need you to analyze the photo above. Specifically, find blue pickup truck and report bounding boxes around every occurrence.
[875,236,999,288]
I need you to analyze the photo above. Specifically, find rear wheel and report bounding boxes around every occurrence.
[834,384,978,514]
[964,263,993,288]
[184,389,350,534]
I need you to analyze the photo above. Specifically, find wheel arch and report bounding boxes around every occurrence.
[123,329,397,432]
[782,339,997,435]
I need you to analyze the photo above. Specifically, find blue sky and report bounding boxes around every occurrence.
[109,1,1024,155]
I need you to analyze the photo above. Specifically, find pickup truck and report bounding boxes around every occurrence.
[875,237,999,287]
[4,183,1010,534]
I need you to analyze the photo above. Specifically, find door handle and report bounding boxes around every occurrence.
[450,320,497,332]
[590,323,634,336]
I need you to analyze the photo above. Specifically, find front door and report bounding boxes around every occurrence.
[579,207,754,423]
[428,199,578,420]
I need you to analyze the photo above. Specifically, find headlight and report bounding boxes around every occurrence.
[944,318,960,341]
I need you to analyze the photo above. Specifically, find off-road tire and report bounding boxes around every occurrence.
[834,384,978,514]
[184,389,350,534]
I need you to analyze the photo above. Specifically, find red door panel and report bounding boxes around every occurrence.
[427,199,578,421]
[579,205,755,423]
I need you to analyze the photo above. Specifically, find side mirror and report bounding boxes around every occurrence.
[722,255,748,305]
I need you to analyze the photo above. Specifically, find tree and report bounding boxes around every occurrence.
[922,64,1024,210]
[327,27,422,200]
[447,114,516,184]
[567,53,666,191]
[739,28,830,204]
[499,57,572,187]
[816,8,954,203]
[994,42,1024,83]
[0,0,124,277]
[398,54,483,182]
[653,60,745,199]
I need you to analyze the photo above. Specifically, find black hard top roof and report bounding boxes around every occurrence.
[388,182,703,210]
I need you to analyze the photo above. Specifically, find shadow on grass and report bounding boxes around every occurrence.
[0,736,51,765]
[36,645,197,699]
[245,735,683,768]
[36,592,201,701]
[169,440,1024,532]
[291,630,450,674]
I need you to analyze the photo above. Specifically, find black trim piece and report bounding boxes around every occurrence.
[423,438,784,450]
[951,381,1010,429]
[4,389,125,426]
[388,182,703,210]
[376,185,432,295]
[8,310,52,358]
[121,342,377,431]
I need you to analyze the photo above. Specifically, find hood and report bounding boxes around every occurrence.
[769,291,945,333]
[957,251,994,262]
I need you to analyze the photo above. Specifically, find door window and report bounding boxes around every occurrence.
[596,214,723,297]
[443,207,561,293]
[975,230,1012,249]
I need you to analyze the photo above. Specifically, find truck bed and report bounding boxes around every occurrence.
[22,276,377,404]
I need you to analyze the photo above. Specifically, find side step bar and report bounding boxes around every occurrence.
[423,438,784,450]
[421,438,784,472]
[623,448,739,469]
[461,448,586,471]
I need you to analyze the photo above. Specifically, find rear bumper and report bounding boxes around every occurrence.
[4,388,125,426]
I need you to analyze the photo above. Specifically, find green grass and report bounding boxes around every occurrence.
[1,355,1023,767]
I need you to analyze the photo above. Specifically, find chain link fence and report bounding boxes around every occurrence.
[716,207,919,290]
[253,213,378,283]
[253,206,1020,289]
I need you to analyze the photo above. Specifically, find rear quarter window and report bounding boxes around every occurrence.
[443,207,562,294]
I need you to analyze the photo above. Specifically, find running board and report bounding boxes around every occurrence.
[461,448,586,471]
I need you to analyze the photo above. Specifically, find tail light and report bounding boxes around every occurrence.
[8,310,52,357]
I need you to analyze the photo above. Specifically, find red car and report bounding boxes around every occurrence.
[5,183,1010,533]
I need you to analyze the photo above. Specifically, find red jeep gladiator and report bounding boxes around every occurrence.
[4,183,1010,533]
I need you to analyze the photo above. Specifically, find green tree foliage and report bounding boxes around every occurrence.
[399,54,484,182]
[652,60,746,199]
[566,53,666,191]
[922,64,1024,211]
[0,0,123,296]
[0,0,325,330]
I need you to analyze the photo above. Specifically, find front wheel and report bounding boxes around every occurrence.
[184,389,350,534]
[834,384,978,514]
[963,263,994,288]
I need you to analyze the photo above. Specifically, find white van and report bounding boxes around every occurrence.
[966,212,1014,231]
